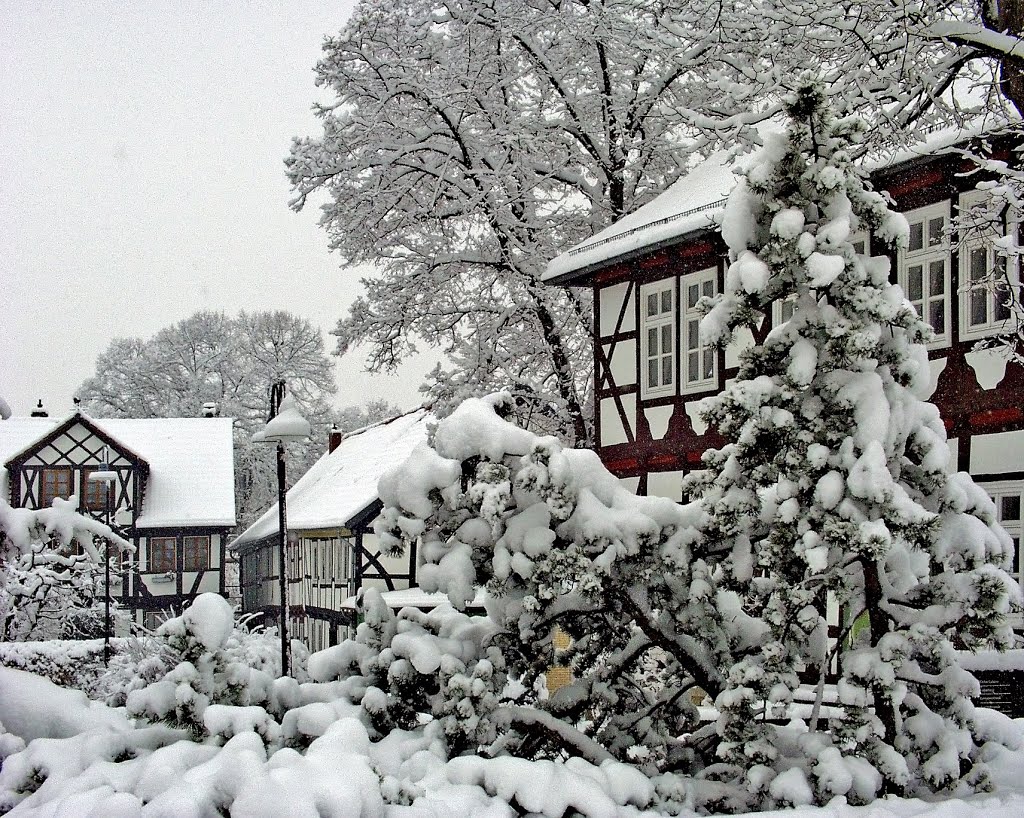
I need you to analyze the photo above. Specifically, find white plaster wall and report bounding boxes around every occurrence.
[599,283,634,336]
[182,571,220,594]
[970,430,1024,475]
[644,405,674,440]
[964,349,1009,390]
[685,399,710,436]
[619,476,640,494]
[609,339,637,387]
[923,357,948,400]
[600,398,631,446]
[646,470,684,502]
[725,326,755,370]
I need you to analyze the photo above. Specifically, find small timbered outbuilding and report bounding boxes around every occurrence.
[233,408,459,652]
[544,128,1023,598]
[1,412,236,629]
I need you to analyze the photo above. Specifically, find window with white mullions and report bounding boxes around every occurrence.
[980,482,1023,591]
[958,192,1018,340]
[682,269,717,391]
[640,279,676,398]
[899,204,949,346]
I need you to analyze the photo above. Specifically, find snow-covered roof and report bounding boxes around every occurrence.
[339,587,487,610]
[232,408,432,549]
[0,414,235,529]
[544,149,736,284]
[93,417,235,528]
[543,120,1016,284]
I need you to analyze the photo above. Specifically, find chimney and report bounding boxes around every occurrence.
[328,424,343,454]
[201,402,219,418]
[31,399,48,418]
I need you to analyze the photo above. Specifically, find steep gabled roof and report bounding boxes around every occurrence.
[0,413,235,528]
[231,408,431,550]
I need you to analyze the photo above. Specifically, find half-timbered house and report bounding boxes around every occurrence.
[1,411,236,629]
[232,408,465,651]
[544,128,1023,596]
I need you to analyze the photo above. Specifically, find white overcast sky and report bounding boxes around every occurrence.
[1,1,438,418]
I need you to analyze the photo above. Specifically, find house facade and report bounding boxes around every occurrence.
[1,412,236,629]
[544,129,1023,594]
[233,409,455,652]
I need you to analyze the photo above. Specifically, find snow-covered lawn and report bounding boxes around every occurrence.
[1,661,1022,817]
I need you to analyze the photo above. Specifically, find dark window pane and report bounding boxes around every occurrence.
[908,265,923,300]
[687,320,698,349]
[648,359,659,388]
[929,261,945,295]
[662,356,672,386]
[647,293,658,317]
[648,327,659,355]
[1002,496,1021,522]
[930,301,945,334]
[970,247,987,282]
[970,290,988,327]
[661,324,672,354]
[852,239,866,254]
[703,279,715,298]
[928,216,944,246]
[909,222,924,252]
[704,348,715,378]
[688,351,699,382]
[995,284,1012,322]
[688,284,699,309]
[661,289,672,314]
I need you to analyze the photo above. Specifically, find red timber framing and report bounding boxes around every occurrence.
[572,136,1024,512]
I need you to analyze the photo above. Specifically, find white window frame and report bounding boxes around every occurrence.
[898,202,951,348]
[978,481,1023,595]
[957,191,1018,341]
[639,278,676,399]
[681,268,718,392]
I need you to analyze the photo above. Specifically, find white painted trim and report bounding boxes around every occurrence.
[639,278,676,399]
[681,267,718,393]
[957,190,1019,342]
[898,202,951,349]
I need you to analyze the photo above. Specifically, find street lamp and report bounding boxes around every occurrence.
[253,385,310,676]
[88,446,117,665]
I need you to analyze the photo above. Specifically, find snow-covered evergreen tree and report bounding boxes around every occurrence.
[691,80,1021,800]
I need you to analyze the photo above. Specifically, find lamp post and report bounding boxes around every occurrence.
[253,383,310,677]
[88,447,117,665]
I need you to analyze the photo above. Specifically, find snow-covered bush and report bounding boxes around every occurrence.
[125,593,301,740]
[0,496,131,642]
